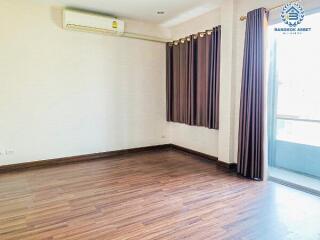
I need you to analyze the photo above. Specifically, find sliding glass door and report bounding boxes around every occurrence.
[268,12,320,178]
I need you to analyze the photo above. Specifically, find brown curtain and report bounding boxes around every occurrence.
[179,41,188,123]
[208,26,221,129]
[196,34,208,127]
[187,36,197,125]
[166,43,173,121]
[166,26,221,129]
[172,43,180,122]
[237,8,268,180]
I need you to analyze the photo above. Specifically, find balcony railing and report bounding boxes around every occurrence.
[277,115,320,124]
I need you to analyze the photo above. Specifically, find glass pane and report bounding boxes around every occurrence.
[277,119,320,147]
[273,12,320,121]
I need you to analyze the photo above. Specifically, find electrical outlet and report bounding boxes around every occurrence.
[5,149,14,155]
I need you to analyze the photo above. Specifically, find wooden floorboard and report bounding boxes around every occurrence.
[0,149,320,240]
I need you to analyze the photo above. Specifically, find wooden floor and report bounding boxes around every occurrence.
[1,149,320,240]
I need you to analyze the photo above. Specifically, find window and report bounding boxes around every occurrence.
[270,12,320,147]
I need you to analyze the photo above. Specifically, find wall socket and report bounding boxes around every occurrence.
[0,149,14,156]
[5,149,15,155]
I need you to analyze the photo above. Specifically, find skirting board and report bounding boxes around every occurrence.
[0,145,171,173]
[170,144,237,170]
[0,144,236,173]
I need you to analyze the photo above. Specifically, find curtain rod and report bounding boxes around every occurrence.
[239,0,299,21]
[169,26,221,44]
[172,30,212,44]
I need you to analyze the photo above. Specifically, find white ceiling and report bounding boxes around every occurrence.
[37,0,222,27]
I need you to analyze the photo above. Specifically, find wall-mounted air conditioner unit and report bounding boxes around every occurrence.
[63,9,125,35]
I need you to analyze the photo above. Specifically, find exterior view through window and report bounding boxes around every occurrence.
[268,11,320,181]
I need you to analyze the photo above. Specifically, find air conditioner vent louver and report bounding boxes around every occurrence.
[63,9,125,35]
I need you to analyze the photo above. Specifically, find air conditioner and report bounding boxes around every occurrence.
[63,9,125,35]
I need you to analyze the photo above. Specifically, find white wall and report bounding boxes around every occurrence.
[170,9,221,39]
[1,0,305,166]
[218,0,236,164]
[0,0,170,165]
